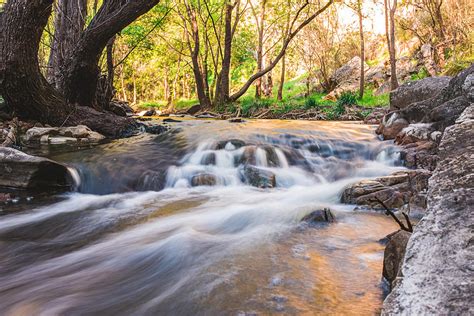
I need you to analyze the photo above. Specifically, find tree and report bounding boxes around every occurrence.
[347,0,365,98]
[385,0,399,90]
[229,0,335,102]
[0,0,161,137]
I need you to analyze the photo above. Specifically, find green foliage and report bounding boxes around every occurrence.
[240,98,273,117]
[358,89,389,107]
[337,91,357,107]
[410,67,430,81]
[304,97,318,109]
[138,101,165,110]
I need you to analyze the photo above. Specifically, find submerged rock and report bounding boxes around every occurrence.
[301,208,336,224]
[240,165,276,188]
[191,173,217,187]
[0,147,73,190]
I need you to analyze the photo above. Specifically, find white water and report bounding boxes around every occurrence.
[0,120,404,315]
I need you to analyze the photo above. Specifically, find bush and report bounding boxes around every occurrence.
[334,92,357,116]
[304,97,318,109]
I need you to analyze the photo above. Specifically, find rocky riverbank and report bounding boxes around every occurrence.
[358,64,473,313]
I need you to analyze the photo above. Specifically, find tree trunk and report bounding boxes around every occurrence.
[47,0,87,91]
[254,0,267,99]
[0,0,137,138]
[277,54,286,100]
[62,0,161,109]
[358,1,365,99]
[0,0,72,125]
[229,0,334,102]
[386,0,399,90]
[214,2,234,105]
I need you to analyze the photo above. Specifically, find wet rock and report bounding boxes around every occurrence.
[376,113,409,140]
[240,165,276,188]
[217,139,246,150]
[201,152,216,165]
[163,118,182,123]
[0,147,73,190]
[301,208,336,224]
[142,123,168,135]
[228,117,245,123]
[382,230,411,289]
[191,173,217,186]
[390,76,451,111]
[196,112,218,119]
[341,170,431,210]
[382,104,474,315]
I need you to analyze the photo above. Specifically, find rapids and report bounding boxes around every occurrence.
[0,119,404,315]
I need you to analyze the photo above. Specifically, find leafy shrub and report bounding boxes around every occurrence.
[304,97,318,109]
[410,67,430,81]
[241,98,272,117]
[334,92,357,116]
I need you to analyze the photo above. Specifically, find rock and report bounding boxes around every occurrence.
[382,104,474,315]
[301,208,336,224]
[137,109,156,117]
[163,118,182,123]
[382,230,411,288]
[108,100,134,117]
[217,139,247,150]
[376,112,409,140]
[191,173,217,186]
[201,153,216,165]
[0,147,73,190]
[186,104,202,115]
[240,165,276,188]
[142,123,168,135]
[325,56,369,100]
[0,193,12,202]
[377,66,473,141]
[400,140,438,171]
[363,108,388,125]
[341,170,431,210]
[25,125,105,144]
[228,118,245,123]
[390,76,451,111]
[196,112,218,119]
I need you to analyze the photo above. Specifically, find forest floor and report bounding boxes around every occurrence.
[135,76,389,121]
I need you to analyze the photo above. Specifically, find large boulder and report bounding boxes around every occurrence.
[341,170,431,211]
[0,147,73,190]
[377,65,474,140]
[390,76,451,111]
[325,57,368,100]
[382,104,474,315]
[382,230,412,289]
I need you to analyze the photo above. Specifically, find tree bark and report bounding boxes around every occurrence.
[62,0,161,109]
[47,0,87,91]
[214,2,234,105]
[0,0,72,125]
[357,0,365,99]
[0,0,138,138]
[277,54,286,100]
[385,0,399,90]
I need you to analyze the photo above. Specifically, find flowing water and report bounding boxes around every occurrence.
[0,119,404,315]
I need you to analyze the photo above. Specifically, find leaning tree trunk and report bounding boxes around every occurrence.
[0,0,138,138]
[47,0,87,91]
[0,0,72,125]
[357,0,365,99]
[61,0,161,109]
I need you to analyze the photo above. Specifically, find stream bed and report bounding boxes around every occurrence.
[0,119,404,315]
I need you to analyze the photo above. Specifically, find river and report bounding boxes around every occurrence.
[0,119,404,315]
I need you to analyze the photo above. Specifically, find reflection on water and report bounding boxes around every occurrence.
[0,120,401,315]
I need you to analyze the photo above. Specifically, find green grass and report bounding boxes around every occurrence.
[135,74,389,117]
